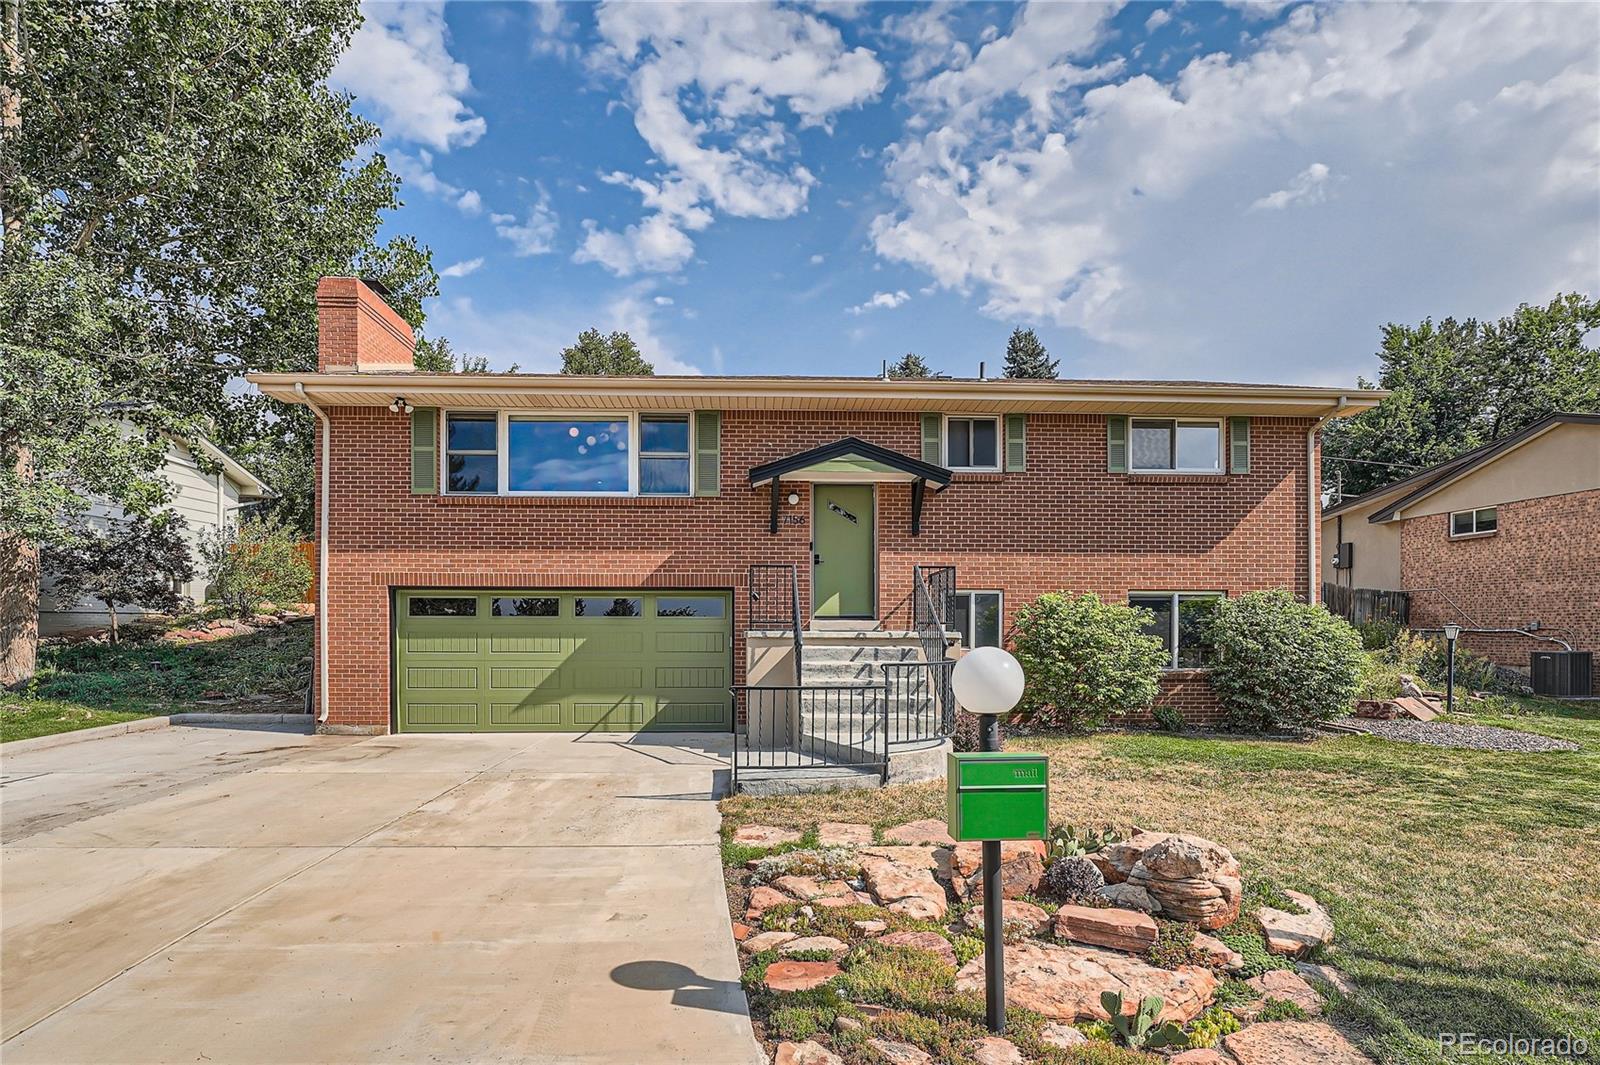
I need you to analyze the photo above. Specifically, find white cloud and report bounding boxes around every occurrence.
[388,149,485,217]
[440,257,484,279]
[425,285,702,375]
[1145,8,1172,32]
[810,253,826,265]
[870,1,1600,382]
[494,193,560,257]
[846,290,911,315]
[653,295,675,306]
[332,2,486,151]
[1249,162,1331,211]
[576,2,885,275]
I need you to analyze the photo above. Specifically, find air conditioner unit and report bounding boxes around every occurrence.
[1531,651,1593,698]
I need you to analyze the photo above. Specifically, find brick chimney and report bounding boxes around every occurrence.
[316,276,416,372]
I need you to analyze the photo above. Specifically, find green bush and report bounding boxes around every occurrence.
[1413,635,1500,693]
[1355,618,1402,650]
[1152,705,1185,733]
[1204,590,1364,731]
[199,517,311,618]
[1011,593,1168,731]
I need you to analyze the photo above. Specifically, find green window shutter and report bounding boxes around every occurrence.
[410,407,438,494]
[921,413,944,466]
[1005,414,1027,472]
[694,410,721,496]
[1107,415,1128,473]
[1229,416,1251,474]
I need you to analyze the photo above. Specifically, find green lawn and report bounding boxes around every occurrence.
[720,698,1600,1065]
[1,623,311,743]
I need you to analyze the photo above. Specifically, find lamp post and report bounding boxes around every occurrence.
[1442,623,1461,714]
[950,647,1026,1034]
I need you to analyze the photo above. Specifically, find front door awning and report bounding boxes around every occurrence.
[748,437,952,535]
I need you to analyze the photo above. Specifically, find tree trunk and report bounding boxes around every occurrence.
[1,534,38,688]
[107,601,120,645]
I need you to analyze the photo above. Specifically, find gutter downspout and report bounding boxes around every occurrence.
[1308,397,1348,604]
[296,384,331,724]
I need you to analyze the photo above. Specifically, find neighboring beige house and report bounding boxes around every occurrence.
[39,433,270,635]
[1322,413,1600,686]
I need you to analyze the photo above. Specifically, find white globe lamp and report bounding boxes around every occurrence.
[951,646,1025,716]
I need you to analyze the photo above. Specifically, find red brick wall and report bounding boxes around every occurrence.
[1403,489,1600,690]
[312,408,1317,731]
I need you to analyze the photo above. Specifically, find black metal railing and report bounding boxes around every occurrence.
[731,683,889,788]
[879,659,957,744]
[749,562,804,678]
[911,564,958,738]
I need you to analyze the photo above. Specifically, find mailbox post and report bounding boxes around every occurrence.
[948,647,1036,1034]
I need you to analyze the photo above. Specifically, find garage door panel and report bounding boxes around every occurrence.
[488,635,565,655]
[405,666,478,689]
[405,703,481,727]
[489,701,563,726]
[396,590,729,733]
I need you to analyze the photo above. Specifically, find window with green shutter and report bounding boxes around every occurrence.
[1228,417,1251,474]
[1107,415,1129,473]
[693,410,721,496]
[410,407,438,494]
[1005,414,1027,472]
[921,413,943,466]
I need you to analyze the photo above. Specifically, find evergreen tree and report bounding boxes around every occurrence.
[888,352,933,378]
[559,329,653,375]
[1002,327,1059,379]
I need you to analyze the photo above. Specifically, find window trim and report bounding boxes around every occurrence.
[1128,417,1225,475]
[638,412,694,497]
[442,410,501,495]
[943,414,1002,472]
[950,588,1004,649]
[441,410,702,498]
[1448,506,1499,539]
[1128,590,1224,670]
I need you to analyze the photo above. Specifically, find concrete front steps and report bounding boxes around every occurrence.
[737,629,954,794]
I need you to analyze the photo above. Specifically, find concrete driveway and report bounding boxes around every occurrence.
[1,723,761,1065]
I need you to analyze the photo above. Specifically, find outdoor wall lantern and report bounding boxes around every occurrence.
[948,646,1034,1034]
[787,492,800,506]
[388,396,413,414]
[1442,623,1462,713]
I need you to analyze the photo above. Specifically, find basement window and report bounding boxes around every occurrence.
[1129,593,1222,669]
[1450,507,1498,538]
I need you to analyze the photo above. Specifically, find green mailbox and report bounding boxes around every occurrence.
[945,752,1049,842]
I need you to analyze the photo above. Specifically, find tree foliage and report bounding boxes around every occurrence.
[559,329,653,375]
[1002,327,1059,379]
[42,515,194,643]
[1204,590,1364,731]
[1010,593,1168,731]
[1323,293,1600,497]
[414,335,506,374]
[888,352,933,378]
[199,517,312,619]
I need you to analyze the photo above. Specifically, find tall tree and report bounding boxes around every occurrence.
[1323,293,1600,497]
[1,0,439,683]
[559,329,653,375]
[1002,327,1059,379]
[414,335,512,374]
[888,352,933,378]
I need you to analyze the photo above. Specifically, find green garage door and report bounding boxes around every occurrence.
[395,590,732,732]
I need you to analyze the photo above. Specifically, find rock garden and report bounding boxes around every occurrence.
[724,817,1371,1065]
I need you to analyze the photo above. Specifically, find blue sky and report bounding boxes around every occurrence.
[332,2,1599,383]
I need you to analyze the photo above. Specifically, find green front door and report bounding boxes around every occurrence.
[812,484,875,619]
[394,590,732,732]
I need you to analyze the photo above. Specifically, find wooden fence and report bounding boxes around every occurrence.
[1322,582,1410,626]
[296,541,317,604]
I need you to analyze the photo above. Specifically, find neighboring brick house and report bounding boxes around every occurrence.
[1322,413,1600,689]
[248,278,1379,735]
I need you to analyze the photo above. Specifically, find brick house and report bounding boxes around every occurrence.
[248,278,1379,738]
[1322,413,1600,690]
